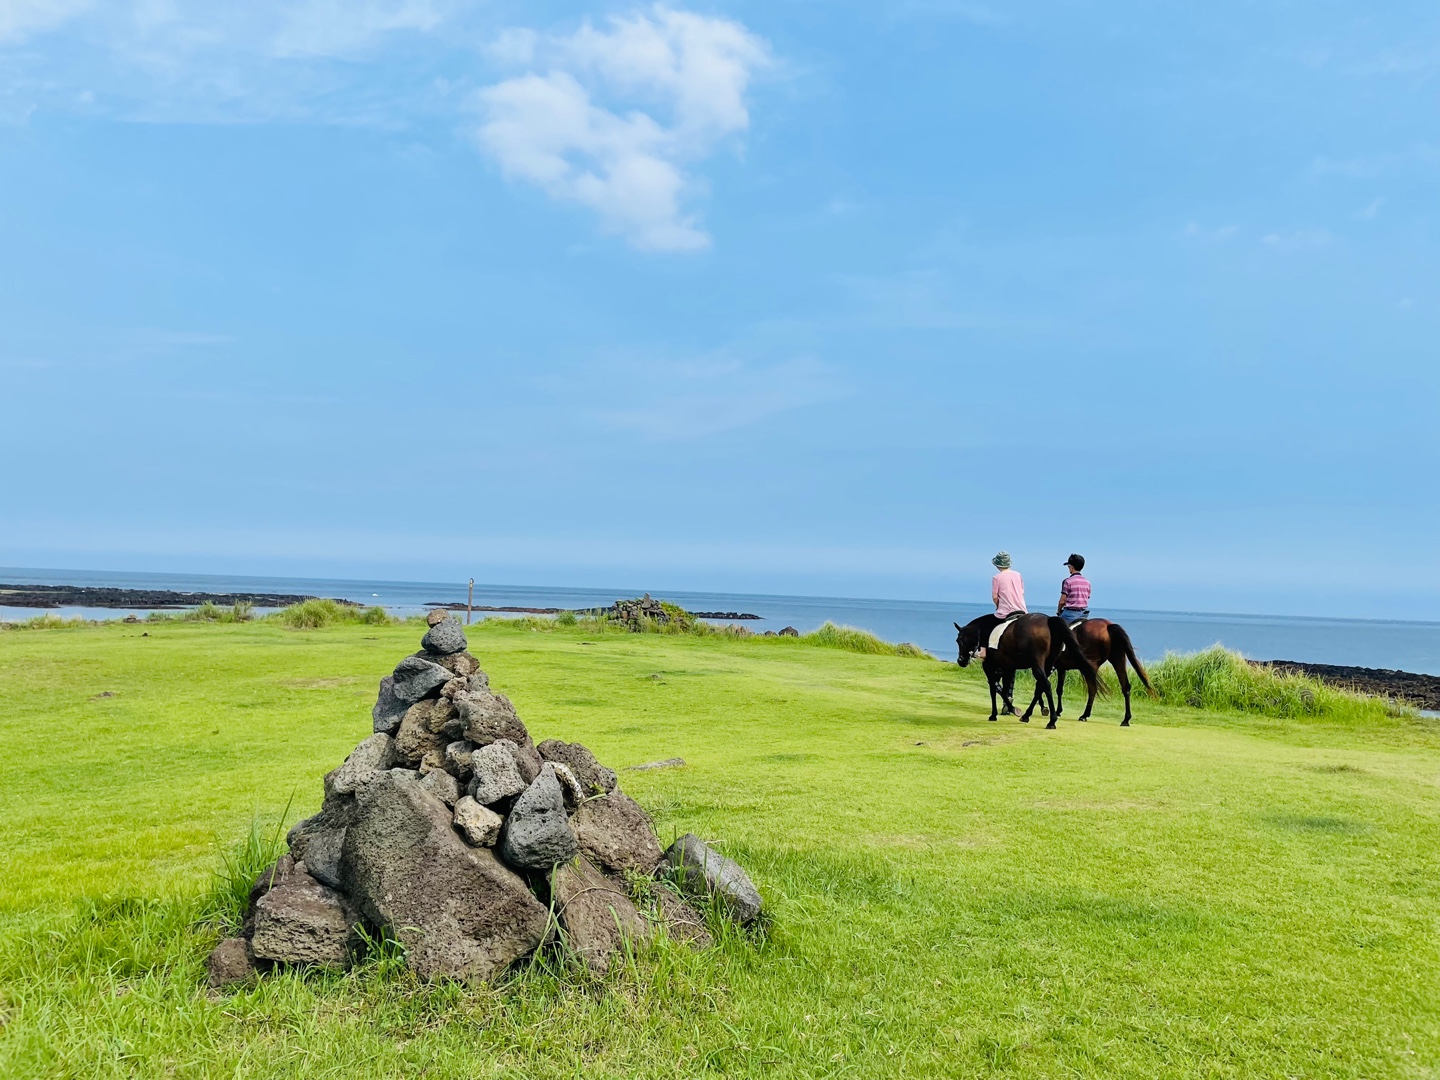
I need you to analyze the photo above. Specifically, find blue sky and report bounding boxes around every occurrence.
[2,1,1437,617]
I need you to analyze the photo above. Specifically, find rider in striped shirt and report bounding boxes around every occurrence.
[1056,554,1091,624]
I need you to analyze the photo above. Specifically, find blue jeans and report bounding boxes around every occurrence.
[1060,608,1089,625]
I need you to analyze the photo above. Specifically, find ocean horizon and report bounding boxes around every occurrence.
[5,565,1440,675]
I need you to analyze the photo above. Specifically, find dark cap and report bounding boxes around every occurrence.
[1065,553,1085,571]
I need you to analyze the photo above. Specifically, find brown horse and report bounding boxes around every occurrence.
[1049,618,1155,726]
[955,613,1098,728]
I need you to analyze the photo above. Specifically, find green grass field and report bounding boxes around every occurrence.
[1,618,1438,1078]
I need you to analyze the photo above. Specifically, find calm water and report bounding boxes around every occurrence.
[4,567,1440,675]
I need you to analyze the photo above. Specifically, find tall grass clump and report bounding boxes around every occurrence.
[200,809,292,931]
[271,598,394,629]
[1149,646,1403,722]
[800,621,931,659]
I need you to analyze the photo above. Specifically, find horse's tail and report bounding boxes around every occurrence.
[1050,617,1098,698]
[1111,623,1157,697]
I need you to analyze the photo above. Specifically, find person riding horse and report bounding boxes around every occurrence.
[1056,554,1090,626]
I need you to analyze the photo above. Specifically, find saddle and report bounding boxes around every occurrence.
[987,613,1024,650]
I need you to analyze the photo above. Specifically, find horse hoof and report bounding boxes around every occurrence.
[1045,720,1058,730]
[1078,717,1088,723]
[1019,716,1030,724]
[1121,719,1130,727]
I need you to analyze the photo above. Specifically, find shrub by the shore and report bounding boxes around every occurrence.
[269,598,396,629]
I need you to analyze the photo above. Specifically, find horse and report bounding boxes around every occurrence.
[1047,618,1155,726]
[954,613,1098,728]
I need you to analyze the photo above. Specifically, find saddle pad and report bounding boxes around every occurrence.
[988,616,1022,650]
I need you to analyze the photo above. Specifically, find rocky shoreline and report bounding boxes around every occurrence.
[1253,659,1440,711]
[0,583,329,610]
[427,601,762,620]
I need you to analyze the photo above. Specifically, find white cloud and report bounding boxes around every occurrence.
[270,0,447,59]
[0,0,91,44]
[1356,197,1384,220]
[1260,228,1333,253]
[475,7,770,252]
[1182,221,1239,243]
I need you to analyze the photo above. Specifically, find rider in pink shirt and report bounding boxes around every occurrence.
[990,551,1027,617]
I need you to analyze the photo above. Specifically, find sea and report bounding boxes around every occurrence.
[3,566,1440,675]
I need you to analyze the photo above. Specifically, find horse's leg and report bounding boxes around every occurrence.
[1023,662,1052,724]
[984,661,999,722]
[1000,670,1016,715]
[1054,666,1067,718]
[1113,651,1133,726]
[1077,655,1098,722]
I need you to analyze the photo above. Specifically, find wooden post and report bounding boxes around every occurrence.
[467,579,474,625]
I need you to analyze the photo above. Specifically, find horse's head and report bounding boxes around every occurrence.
[954,621,981,666]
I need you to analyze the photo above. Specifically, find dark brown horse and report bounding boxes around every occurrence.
[954,613,1098,728]
[1049,618,1155,725]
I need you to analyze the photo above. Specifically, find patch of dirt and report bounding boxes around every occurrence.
[277,677,360,690]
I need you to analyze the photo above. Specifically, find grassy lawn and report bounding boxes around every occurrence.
[1,619,1438,1078]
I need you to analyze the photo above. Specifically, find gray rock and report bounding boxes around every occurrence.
[394,702,449,768]
[571,791,664,875]
[468,739,529,805]
[664,833,762,925]
[537,740,617,797]
[459,690,529,746]
[552,856,650,974]
[626,757,686,772]
[391,655,452,704]
[287,793,359,890]
[340,770,548,981]
[441,676,469,700]
[430,651,479,678]
[328,733,396,796]
[372,676,408,735]
[426,608,450,627]
[206,937,256,988]
[655,888,713,949]
[499,765,579,870]
[453,796,503,846]
[250,878,360,969]
[419,767,460,807]
[444,740,475,779]
[244,854,304,934]
[421,617,467,656]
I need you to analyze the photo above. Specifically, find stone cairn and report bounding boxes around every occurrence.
[207,612,762,988]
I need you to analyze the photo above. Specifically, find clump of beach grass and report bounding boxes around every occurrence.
[271,598,395,629]
[796,621,930,658]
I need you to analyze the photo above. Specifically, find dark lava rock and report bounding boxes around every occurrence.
[571,791,663,875]
[665,833,762,925]
[394,702,450,768]
[372,676,408,735]
[537,740,617,797]
[431,651,479,677]
[419,767,460,807]
[391,655,452,704]
[459,690,529,746]
[328,733,396,796]
[421,617,467,656]
[287,792,360,891]
[206,937,256,988]
[340,770,548,982]
[552,856,650,974]
[499,765,578,870]
[250,878,360,969]
[778,626,799,637]
[443,740,475,779]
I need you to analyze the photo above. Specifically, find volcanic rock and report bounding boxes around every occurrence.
[469,739,530,806]
[444,740,475,779]
[453,796,503,846]
[552,856,650,974]
[394,702,449,767]
[499,765,578,870]
[372,676,408,735]
[391,655,451,704]
[206,937,257,988]
[459,690,529,746]
[250,877,360,968]
[571,791,664,875]
[327,733,396,796]
[537,739,617,796]
[421,617,467,656]
[426,608,450,627]
[340,770,549,981]
[287,794,360,891]
[419,767,460,807]
[550,762,585,811]
[665,833,762,924]
[431,651,479,678]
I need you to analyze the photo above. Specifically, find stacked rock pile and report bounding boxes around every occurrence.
[207,612,763,988]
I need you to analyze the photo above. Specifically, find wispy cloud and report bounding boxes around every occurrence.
[474,7,770,252]
[1260,228,1333,253]
[1182,221,1239,244]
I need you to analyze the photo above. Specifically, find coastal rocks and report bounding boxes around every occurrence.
[665,834,763,925]
[499,765,579,870]
[571,791,663,875]
[209,619,763,988]
[552,857,650,974]
[421,617,467,655]
[537,739,617,797]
